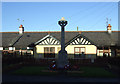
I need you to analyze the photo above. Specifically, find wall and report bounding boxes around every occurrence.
[35,44,97,59]
[35,45,61,58]
[66,45,96,54]
[97,49,111,57]
[0,47,3,50]
[66,45,97,59]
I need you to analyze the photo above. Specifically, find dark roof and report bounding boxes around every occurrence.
[50,32,79,44]
[13,32,48,48]
[81,31,119,47]
[1,31,120,48]
[1,32,19,47]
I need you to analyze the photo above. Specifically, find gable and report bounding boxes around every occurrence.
[35,34,60,45]
[65,34,96,47]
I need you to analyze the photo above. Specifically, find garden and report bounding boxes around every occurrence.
[9,66,117,78]
[2,55,120,78]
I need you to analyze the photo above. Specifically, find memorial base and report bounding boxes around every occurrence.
[57,50,68,69]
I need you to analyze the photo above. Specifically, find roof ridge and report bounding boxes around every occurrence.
[0,31,120,33]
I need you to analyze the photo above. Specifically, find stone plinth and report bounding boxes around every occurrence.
[57,50,68,69]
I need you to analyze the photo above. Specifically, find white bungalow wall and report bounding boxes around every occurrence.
[66,45,96,54]
[66,45,97,59]
[0,47,3,50]
[35,45,61,59]
[35,45,97,59]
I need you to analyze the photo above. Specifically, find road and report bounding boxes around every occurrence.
[2,74,120,84]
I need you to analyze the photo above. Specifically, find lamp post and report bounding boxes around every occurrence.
[57,17,68,69]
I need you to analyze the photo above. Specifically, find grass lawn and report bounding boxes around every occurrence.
[3,63,21,71]
[68,67,117,78]
[11,66,57,76]
[11,66,117,78]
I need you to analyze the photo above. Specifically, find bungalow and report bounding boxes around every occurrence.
[0,24,120,59]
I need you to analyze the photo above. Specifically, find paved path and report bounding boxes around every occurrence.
[2,74,120,83]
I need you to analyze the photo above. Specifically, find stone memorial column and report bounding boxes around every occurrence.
[57,17,68,69]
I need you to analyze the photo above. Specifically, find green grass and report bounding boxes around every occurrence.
[11,66,57,76]
[11,66,117,78]
[68,67,117,78]
[3,64,19,70]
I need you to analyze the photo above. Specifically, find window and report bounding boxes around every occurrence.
[4,48,8,50]
[44,47,49,53]
[81,48,85,53]
[75,48,79,52]
[15,48,20,50]
[98,47,111,57]
[116,49,120,56]
[74,47,85,58]
[50,47,54,52]
[99,51,103,56]
[44,47,55,58]
[22,48,26,50]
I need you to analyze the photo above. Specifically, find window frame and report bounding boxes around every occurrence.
[74,47,86,58]
[44,47,55,58]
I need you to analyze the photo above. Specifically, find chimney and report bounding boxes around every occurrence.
[19,24,24,34]
[107,24,112,34]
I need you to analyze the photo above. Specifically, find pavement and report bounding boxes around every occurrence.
[2,74,120,84]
